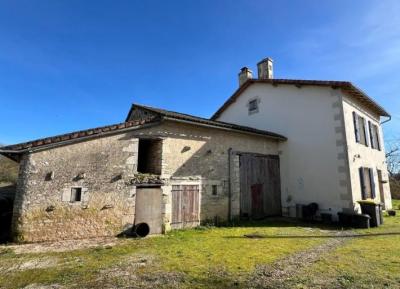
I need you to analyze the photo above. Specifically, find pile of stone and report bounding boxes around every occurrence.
[128,173,165,185]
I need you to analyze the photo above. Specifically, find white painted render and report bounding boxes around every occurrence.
[216,82,391,219]
[342,95,392,210]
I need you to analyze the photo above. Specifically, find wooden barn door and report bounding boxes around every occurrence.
[171,185,200,229]
[240,154,281,218]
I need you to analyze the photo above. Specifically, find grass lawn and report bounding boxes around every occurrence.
[283,200,400,289]
[1,202,400,289]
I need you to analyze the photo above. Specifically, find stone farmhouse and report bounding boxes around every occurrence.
[0,58,392,242]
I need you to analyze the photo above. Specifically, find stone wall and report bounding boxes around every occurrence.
[134,120,280,223]
[12,120,280,242]
[12,133,138,242]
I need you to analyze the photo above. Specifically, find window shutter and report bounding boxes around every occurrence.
[375,125,381,151]
[364,119,369,147]
[369,168,376,199]
[359,167,366,200]
[353,112,360,143]
[368,121,375,149]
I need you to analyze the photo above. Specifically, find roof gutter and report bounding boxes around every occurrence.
[162,116,286,141]
[0,149,23,154]
[380,115,392,125]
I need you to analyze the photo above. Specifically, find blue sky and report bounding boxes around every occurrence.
[0,0,399,145]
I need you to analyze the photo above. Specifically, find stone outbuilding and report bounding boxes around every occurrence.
[0,104,286,242]
[1,57,392,243]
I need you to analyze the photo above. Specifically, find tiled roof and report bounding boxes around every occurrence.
[0,102,286,157]
[127,104,287,140]
[211,79,391,120]
[0,118,159,153]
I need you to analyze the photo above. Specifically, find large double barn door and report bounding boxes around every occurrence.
[239,154,281,218]
[171,185,200,229]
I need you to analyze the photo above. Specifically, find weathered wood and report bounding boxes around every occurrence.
[239,154,281,218]
[171,185,199,229]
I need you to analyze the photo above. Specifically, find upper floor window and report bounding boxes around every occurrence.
[368,121,381,151]
[248,98,259,115]
[352,112,369,146]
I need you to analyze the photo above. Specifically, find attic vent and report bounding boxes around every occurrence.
[247,98,260,115]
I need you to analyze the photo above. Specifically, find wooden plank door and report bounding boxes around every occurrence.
[171,185,200,229]
[239,154,281,218]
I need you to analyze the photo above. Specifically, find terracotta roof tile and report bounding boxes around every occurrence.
[211,79,390,120]
[1,118,159,152]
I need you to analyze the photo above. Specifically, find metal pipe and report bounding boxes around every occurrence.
[227,148,232,221]
[381,115,391,125]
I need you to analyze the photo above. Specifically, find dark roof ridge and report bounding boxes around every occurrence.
[211,78,390,119]
[0,118,159,153]
[129,103,286,140]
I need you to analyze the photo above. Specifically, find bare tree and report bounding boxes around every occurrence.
[386,138,400,176]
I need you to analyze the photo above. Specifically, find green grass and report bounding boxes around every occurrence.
[283,200,400,289]
[1,204,400,289]
[0,219,327,289]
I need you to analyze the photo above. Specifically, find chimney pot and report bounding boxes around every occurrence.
[257,57,273,79]
[238,67,253,86]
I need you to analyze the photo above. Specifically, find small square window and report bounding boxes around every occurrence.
[212,185,218,196]
[248,99,259,114]
[70,188,82,202]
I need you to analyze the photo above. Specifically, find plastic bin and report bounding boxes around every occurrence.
[321,213,332,224]
[359,202,383,227]
[337,212,352,227]
[351,214,371,229]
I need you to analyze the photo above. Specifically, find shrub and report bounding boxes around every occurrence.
[390,174,400,199]
[0,156,18,185]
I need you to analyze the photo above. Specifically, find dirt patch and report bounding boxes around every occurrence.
[87,269,184,289]
[246,230,356,289]
[22,284,64,289]
[1,257,59,273]
[3,237,122,254]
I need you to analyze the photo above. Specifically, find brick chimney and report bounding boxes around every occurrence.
[257,57,273,79]
[238,67,253,86]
